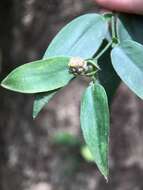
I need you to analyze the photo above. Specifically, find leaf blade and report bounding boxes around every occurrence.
[1,56,74,93]
[33,90,58,118]
[44,14,108,59]
[33,13,108,117]
[117,14,143,44]
[80,82,110,179]
[111,40,143,99]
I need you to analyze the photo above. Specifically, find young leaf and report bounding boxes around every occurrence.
[1,56,74,93]
[111,40,143,99]
[80,82,110,179]
[117,14,143,44]
[44,14,108,59]
[33,90,58,118]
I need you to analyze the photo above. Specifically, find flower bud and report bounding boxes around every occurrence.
[68,57,87,75]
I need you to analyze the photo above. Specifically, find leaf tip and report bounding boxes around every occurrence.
[32,109,39,119]
[1,77,9,89]
[32,113,37,120]
[1,74,17,92]
[104,175,109,183]
[32,101,43,119]
[97,165,109,182]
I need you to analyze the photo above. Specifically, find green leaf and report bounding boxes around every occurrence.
[1,56,74,93]
[80,82,110,179]
[33,13,108,118]
[33,90,58,118]
[98,41,120,103]
[44,14,108,59]
[111,40,143,99]
[117,14,143,44]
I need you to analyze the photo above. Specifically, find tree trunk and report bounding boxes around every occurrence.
[0,1,143,190]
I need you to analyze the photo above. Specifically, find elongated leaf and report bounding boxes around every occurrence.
[117,14,143,44]
[33,90,58,118]
[44,14,108,59]
[33,13,108,117]
[80,82,110,179]
[111,40,143,99]
[1,56,74,93]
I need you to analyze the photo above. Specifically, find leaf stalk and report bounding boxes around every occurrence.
[94,41,112,60]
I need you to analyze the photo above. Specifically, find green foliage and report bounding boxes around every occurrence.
[117,14,143,44]
[80,82,109,179]
[33,90,58,118]
[35,13,108,118]
[1,12,143,180]
[111,40,143,99]
[1,57,73,93]
[44,14,108,58]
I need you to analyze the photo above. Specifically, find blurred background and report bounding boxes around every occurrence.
[0,0,143,190]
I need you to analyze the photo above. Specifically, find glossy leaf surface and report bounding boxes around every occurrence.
[44,14,108,59]
[111,40,143,99]
[33,90,57,118]
[1,57,73,93]
[80,82,110,179]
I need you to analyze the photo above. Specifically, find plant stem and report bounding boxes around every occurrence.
[114,12,119,40]
[94,41,112,60]
[111,12,119,45]
[111,13,116,39]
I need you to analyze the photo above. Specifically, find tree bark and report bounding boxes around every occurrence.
[0,1,143,190]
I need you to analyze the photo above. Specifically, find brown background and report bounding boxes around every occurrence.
[0,0,143,189]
